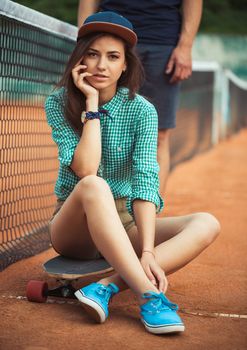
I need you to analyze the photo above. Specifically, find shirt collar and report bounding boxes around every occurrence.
[99,87,129,118]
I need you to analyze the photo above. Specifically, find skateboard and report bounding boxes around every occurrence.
[26,256,113,303]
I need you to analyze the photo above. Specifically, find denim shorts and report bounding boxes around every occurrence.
[137,44,180,130]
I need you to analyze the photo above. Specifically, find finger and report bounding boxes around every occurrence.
[180,67,191,80]
[157,273,165,292]
[184,67,192,80]
[159,276,165,293]
[72,64,87,73]
[170,66,182,83]
[178,68,187,81]
[182,73,188,80]
[72,66,87,81]
[145,267,157,286]
[165,56,175,74]
[163,276,169,293]
[72,72,92,88]
[76,72,93,84]
[79,72,93,79]
[150,266,164,291]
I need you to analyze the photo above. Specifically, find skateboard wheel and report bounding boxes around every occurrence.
[26,280,48,303]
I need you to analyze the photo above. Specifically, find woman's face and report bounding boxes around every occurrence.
[81,35,127,95]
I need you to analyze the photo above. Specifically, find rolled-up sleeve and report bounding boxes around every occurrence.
[45,92,79,167]
[126,104,164,217]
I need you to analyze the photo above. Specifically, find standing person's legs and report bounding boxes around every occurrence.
[137,44,180,197]
[157,128,170,200]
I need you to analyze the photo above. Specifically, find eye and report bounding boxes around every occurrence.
[109,54,119,60]
[86,52,98,58]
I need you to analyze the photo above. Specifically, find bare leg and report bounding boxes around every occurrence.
[80,176,159,295]
[100,213,220,291]
[49,175,158,296]
[157,128,170,201]
[148,213,220,274]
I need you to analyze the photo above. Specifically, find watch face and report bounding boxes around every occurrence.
[81,111,86,124]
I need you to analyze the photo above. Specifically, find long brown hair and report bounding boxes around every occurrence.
[57,32,144,135]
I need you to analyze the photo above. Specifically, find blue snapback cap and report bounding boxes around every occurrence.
[77,11,137,47]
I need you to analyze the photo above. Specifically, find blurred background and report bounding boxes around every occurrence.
[12,0,247,79]
[11,0,247,34]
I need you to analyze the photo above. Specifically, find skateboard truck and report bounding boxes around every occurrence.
[49,280,77,299]
[26,279,77,302]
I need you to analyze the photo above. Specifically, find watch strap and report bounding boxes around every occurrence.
[81,111,101,124]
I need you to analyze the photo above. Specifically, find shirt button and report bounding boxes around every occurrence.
[117,146,122,152]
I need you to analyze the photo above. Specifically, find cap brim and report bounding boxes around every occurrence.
[77,22,137,47]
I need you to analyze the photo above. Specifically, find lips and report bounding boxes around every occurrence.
[91,74,109,82]
[93,74,109,78]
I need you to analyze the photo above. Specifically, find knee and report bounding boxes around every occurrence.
[192,212,221,247]
[75,175,111,202]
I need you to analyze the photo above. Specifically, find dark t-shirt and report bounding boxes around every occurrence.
[100,0,182,45]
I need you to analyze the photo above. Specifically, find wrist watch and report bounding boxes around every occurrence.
[81,111,101,124]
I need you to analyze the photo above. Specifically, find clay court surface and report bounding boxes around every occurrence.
[1,129,247,350]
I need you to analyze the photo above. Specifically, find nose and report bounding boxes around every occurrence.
[97,56,107,71]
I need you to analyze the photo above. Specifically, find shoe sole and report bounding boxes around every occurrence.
[74,290,106,324]
[142,320,185,334]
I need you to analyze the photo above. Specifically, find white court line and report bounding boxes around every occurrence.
[1,295,247,319]
[1,294,78,305]
[180,309,247,319]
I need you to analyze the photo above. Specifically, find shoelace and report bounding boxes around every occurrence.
[96,285,114,304]
[142,292,178,311]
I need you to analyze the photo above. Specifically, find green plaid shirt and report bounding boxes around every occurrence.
[45,87,164,217]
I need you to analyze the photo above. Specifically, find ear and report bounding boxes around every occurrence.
[123,62,127,72]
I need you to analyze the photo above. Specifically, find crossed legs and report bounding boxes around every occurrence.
[49,175,158,295]
[100,212,220,293]
[49,175,220,298]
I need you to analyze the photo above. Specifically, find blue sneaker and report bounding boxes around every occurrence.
[140,292,185,334]
[74,282,119,323]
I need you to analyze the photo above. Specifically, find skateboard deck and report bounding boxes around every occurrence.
[44,256,113,279]
[26,256,113,303]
